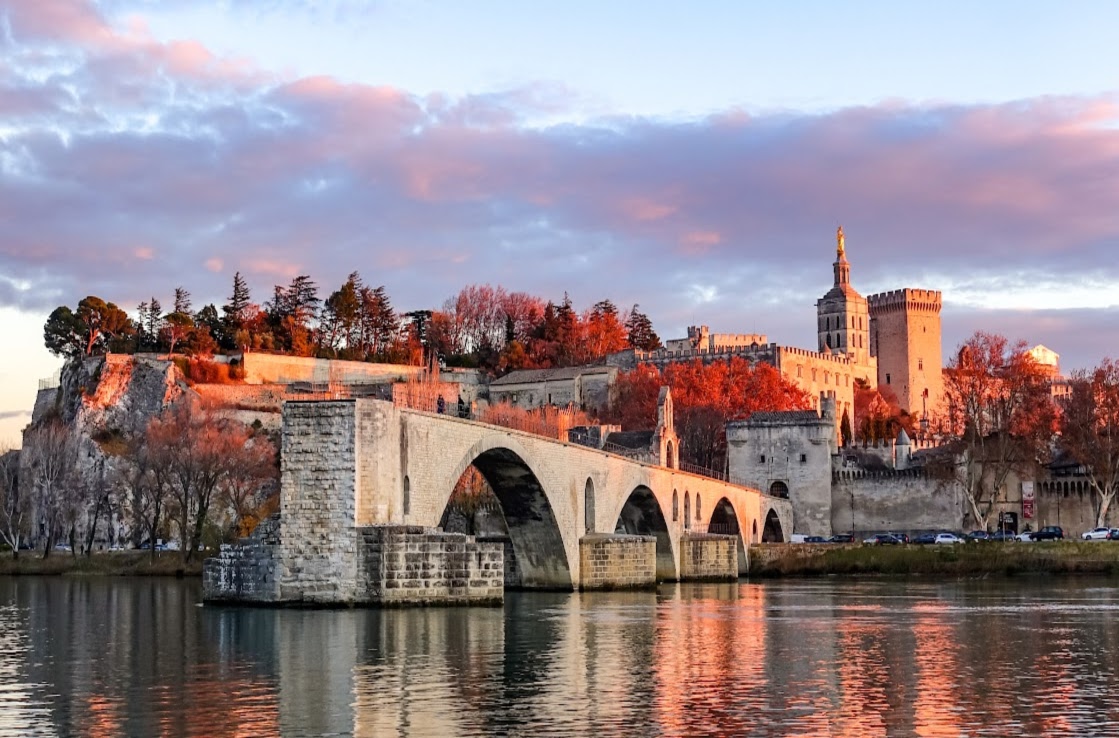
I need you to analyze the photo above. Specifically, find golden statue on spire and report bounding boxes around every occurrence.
[837,225,846,257]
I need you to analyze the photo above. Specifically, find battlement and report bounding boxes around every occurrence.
[867,288,942,315]
[776,345,853,365]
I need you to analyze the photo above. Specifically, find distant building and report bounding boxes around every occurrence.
[488,365,618,412]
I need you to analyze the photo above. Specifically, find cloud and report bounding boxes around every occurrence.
[2,1,1119,373]
[0,410,31,422]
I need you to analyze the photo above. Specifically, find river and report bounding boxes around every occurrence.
[2,576,1118,737]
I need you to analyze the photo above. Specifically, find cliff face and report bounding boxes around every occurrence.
[24,355,192,496]
[57,355,189,434]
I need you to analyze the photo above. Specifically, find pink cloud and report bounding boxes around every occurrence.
[204,257,223,273]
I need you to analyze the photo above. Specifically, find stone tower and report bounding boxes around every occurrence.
[867,288,944,425]
[816,227,872,369]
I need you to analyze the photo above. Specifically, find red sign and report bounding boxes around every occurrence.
[1022,482,1035,520]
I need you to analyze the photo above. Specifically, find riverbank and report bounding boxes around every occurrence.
[748,541,1119,577]
[0,550,205,576]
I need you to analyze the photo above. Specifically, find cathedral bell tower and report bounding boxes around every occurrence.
[816,226,871,367]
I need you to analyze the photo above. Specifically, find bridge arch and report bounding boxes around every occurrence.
[707,496,747,575]
[762,507,785,542]
[439,435,573,589]
[613,484,677,581]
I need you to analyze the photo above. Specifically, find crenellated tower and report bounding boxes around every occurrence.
[867,288,944,424]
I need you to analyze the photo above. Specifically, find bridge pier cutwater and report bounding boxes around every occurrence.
[203,399,792,606]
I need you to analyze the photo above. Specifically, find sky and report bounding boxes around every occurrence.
[3,0,1119,445]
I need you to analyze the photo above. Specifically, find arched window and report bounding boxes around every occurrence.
[752,519,758,542]
[684,492,691,530]
[403,476,411,516]
[584,478,595,533]
[666,440,675,469]
[696,493,701,521]
[672,489,679,522]
[769,480,789,498]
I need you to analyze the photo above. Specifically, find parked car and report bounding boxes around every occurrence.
[1082,527,1111,540]
[863,534,902,545]
[828,534,856,543]
[934,533,964,544]
[1031,526,1064,541]
[1109,529,1119,541]
[804,536,828,543]
[989,530,1018,542]
[966,530,991,541]
[888,532,910,544]
[912,533,938,545]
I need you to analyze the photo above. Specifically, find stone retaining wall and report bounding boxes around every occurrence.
[678,533,738,581]
[578,534,657,590]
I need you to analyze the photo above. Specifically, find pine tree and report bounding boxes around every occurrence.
[840,407,853,447]
[625,304,662,351]
[222,272,251,329]
[173,287,192,316]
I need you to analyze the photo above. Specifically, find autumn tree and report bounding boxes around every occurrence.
[939,332,1056,529]
[218,433,278,538]
[1059,359,1119,526]
[583,300,630,359]
[148,401,279,561]
[608,358,811,471]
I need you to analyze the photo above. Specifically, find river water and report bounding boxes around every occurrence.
[2,576,1119,737]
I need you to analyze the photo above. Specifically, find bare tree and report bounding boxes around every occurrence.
[940,332,1056,529]
[1060,359,1119,526]
[0,448,26,557]
[23,421,77,558]
[218,435,278,538]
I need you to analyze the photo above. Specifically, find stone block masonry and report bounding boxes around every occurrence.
[204,521,504,606]
[579,534,657,590]
[678,534,737,581]
[358,526,503,606]
[203,515,282,603]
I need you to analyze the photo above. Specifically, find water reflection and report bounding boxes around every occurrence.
[3,577,1119,736]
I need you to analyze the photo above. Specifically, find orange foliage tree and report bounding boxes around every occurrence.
[939,331,1057,529]
[608,358,811,470]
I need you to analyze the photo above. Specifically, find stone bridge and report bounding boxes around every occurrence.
[275,399,792,597]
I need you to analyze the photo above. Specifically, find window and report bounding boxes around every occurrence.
[886,373,891,384]
[918,359,924,371]
[797,365,803,378]
[800,453,807,463]
[696,494,701,520]
[672,490,679,521]
[403,476,411,516]
[812,369,818,381]
[760,454,766,463]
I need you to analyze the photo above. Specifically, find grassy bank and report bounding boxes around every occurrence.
[748,541,1119,577]
[0,550,205,577]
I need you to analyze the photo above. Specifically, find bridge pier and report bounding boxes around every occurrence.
[678,533,738,582]
[578,534,657,590]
